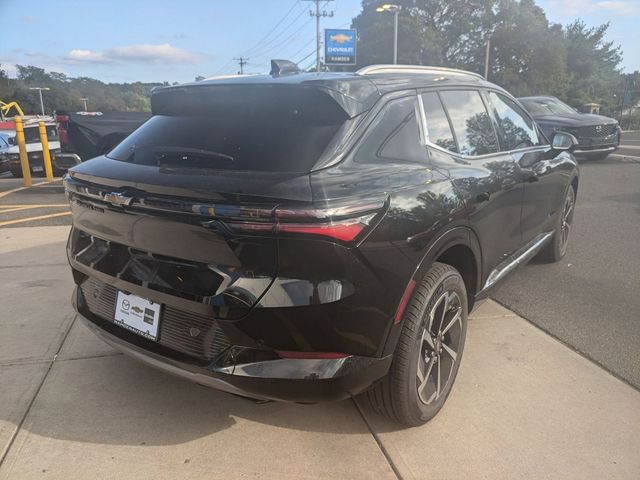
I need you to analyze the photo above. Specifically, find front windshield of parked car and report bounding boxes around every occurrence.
[523,98,577,116]
[23,125,59,143]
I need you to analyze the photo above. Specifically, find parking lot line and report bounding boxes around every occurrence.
[0,204,69,210]
[0,211,71,227]
[0,178,63,200]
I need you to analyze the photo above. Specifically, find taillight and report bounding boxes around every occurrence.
[221,197,387,243]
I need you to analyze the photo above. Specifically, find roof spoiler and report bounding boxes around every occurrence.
[270,59,301,77]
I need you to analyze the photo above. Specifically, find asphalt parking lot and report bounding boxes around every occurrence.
[0,139,639,478]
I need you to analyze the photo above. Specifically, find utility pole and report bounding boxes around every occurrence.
[80,97,89,111]
[29,87,50,116]
[304,0,334,72]
[233,57,249,75]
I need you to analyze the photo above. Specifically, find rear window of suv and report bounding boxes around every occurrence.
[108,85,351,173]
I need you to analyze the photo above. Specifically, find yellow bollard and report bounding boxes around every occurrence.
[38,121,54,182]
[14,117,32,187]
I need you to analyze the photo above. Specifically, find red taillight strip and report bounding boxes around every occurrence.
[278,221,365,242]
[394,279,417,324]
[275,199,386,221]
[276,350,350,359]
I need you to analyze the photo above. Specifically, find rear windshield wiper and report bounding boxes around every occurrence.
[153,146,234,162]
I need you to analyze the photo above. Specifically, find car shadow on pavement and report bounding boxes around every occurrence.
[9,351,375,447]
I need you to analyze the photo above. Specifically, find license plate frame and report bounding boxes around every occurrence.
[114,291,162,340]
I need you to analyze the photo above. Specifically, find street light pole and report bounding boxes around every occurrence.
[393,9,399,64]
[29,87,50,116]
[484,35,492,80]
[376,4,401,65]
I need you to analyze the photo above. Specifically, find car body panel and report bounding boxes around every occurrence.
[65,70,579,402]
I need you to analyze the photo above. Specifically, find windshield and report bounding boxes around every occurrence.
[108,86,350,173]
[521,98,577,116]
[23,125,59,144]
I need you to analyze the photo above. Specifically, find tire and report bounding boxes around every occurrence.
[537,185,576,263]
[10,169,23,178]
[362,262,468,426]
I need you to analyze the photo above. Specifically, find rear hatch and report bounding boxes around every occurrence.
[66,82,354,319]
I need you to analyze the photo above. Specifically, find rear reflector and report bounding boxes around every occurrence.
[394,279,417,324]
[276,350,350,360]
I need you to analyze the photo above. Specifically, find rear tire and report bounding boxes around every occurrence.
[362,262,468,426]
[537,185,576,263]
[10,169,23,178]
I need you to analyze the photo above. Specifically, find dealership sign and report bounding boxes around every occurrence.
[325,29,357,65]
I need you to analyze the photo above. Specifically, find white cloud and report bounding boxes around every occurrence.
[67,43,201,64]
[546,0,640,16]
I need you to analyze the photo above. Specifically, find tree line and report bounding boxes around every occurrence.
[352,0,639,123]
[0,65,166,115]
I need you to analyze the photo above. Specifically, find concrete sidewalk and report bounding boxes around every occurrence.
[1,226,639,479]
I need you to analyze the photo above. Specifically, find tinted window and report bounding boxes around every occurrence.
[109,87,349,173]
[355,96,425,164]
[439,90,498,156]
[420,92,457,153]
[23,125,58,144]
[488,92,539,150]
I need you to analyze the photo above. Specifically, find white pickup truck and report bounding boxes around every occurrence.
[0,118,63,177]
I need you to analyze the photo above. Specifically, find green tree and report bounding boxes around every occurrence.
[489,0,569,97]
[563,21,622,114]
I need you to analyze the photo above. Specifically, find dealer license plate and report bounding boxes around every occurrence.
[114,291,161,340]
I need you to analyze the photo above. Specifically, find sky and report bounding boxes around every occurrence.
[0,0,638,84]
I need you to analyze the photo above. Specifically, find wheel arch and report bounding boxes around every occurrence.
[381,226,482,356]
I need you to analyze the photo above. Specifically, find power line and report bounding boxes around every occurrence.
[211,1,302,76]
[242,0,301,54]
[247,6,304,57]
[287,36,318,61]
[296,49,317,65]
[250,17,314,61]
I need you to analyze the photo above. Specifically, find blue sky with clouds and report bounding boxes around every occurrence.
[0,0,638,84]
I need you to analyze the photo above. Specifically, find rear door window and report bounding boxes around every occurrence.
[108,86,350,173]
[420,92,458,153]
[354,95,426,164]
[487,91,540,151]
[439,90,499,156]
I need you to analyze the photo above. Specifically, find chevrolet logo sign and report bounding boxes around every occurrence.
[103,192,133,206]
[330,33,353,44]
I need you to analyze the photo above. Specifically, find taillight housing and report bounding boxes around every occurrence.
[216,197,387,244]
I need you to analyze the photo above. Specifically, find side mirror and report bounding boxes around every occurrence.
[551,131,578,151]
[7,137,15,145]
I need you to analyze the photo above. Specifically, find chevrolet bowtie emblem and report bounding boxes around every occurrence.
[104,192,133,206]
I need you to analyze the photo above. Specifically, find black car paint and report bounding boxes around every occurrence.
[66,71,578,402]
[519,96,620,157]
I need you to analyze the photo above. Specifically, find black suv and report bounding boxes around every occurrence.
[65,63,579,426]
[519,95,621,160]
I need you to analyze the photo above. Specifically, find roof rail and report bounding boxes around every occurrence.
[357,64,484,80]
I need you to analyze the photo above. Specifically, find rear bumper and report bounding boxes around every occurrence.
[73,286,392,402]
